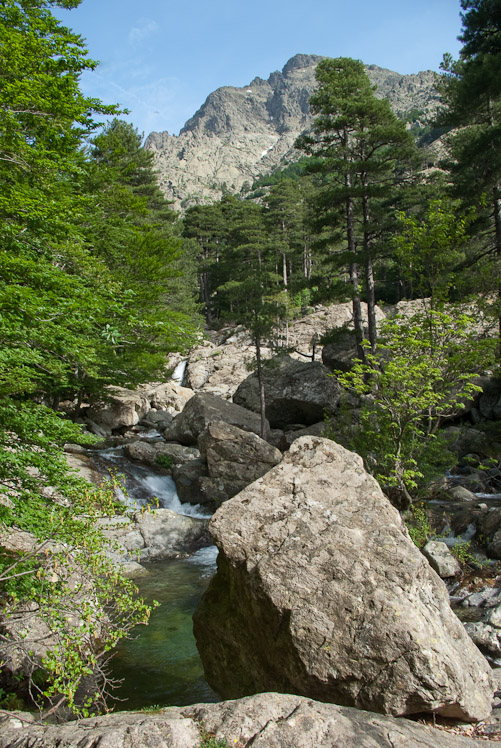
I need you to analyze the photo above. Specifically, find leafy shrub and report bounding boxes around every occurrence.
[156,454,174,470]
[405,502,434,548]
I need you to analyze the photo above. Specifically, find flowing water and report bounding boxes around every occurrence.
[89,444,219,710]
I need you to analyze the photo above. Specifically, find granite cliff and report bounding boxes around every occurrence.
[145,53,439,209]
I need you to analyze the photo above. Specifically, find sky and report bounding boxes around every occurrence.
[53,0,464,141]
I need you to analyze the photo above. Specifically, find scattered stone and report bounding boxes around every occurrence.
[155,442,201,466]
[445,486,478,502]
[461,586,501,608]
[100,509,208,562]
[124,440,157,464]
[139,381,195,415]
[422,540,461,578]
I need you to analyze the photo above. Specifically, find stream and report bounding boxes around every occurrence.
[89,442,220,710]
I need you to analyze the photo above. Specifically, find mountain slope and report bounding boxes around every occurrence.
[145,54,439,209]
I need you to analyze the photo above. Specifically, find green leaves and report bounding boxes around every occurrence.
[0,5,200,716]
[337,308,493,498]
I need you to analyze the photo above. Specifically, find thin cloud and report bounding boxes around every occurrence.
[129,19,160,46]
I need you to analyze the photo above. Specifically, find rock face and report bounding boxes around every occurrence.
[233,355,341,428]
[145,54,439,209]
[194,436,494,720]
[164,392,268,445]
[0,693,495,748]
[198,421,282,502]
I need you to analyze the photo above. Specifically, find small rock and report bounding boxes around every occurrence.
[445,485,478,502]
[422,540,461,578]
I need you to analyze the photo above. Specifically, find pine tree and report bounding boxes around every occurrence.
[296,57,417,357]
[438,0,501,349]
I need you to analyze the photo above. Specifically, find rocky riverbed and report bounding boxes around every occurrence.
[3,299,501,746]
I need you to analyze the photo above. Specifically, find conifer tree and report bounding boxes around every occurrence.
[438,0,501,349]
[296,57,417,357]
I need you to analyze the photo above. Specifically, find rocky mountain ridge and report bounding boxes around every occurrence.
[145,53,440,209]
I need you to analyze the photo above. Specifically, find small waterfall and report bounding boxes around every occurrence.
[172,359,187,385]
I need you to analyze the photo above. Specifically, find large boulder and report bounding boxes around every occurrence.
[194,436,494,720]
[164,393,267,446]
[233,355,341,428]
[86,387,151,431]
[0,693,495,748]
[198,421,282,502]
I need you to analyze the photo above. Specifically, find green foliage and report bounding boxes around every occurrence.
[394,200,474,304]
[196,732,230,748]
[337,308,493,499]
[155,454,173,470]
[450,540,478,568]
[0,0,200,717]
[405,503,434,548]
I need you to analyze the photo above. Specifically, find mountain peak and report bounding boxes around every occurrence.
[281,53,323,75]
[145,55,439,210]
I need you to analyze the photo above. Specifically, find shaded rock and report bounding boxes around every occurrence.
[198,421,282,502]
[0,692,494,748]
[233,355,341,428]
[461,586,501,608]
[321,327,358,372]
[84,418,111,438]
[172,459,210,505]
[422,540,461,578]
[164,393,267,446]
[478,377,501,420]
[140,409,174,430]
[194,436,494,720]
[87,387,151,431]
[198,476,237,506]
[444,426,500,461]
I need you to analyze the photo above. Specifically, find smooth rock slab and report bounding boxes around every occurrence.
[194,436,494,720]
[0,694,495,748]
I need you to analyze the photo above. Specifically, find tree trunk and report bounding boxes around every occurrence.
[255,334,267,439]
[346,187,365,362]
[362,189,377,355]
[494,185,501,360]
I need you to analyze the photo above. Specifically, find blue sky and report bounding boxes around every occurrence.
[54,0,464,140]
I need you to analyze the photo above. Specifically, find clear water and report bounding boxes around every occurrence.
[88,447,217,709]
[109,546,219,710]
